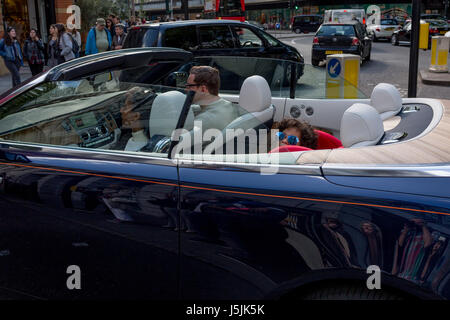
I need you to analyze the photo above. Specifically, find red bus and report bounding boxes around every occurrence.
[204,0,245,22]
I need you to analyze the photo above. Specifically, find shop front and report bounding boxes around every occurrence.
[0,0,71,75]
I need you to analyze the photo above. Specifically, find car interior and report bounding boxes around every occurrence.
[0,59,442,167]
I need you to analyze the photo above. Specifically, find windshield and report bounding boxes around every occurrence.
[381,19,398,25]
[426,20,448,27]
[332,11,364,24]
[182,56,367,99]
[218,0,243,17]
[0,67,267,158]
[317,25,356,37]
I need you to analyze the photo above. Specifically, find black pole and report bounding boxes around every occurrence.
[182,0,189,20]
[408,0,421,98]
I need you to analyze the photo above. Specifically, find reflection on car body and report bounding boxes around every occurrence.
[0,48,450,300]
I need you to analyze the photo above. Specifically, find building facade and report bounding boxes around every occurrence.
[0,0,73,74]
[0,0,74,42]
[136,0,449,28]
[245,1,449,29]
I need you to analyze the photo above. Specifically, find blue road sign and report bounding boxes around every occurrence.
[327,58,341,78]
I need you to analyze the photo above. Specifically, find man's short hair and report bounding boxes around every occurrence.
[189,66,220,96]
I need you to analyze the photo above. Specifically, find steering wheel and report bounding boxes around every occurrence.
[242,40,253,47]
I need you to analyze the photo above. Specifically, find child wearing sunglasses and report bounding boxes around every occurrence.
[273,118,318,150]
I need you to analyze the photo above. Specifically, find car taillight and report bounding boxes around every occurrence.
[376,28,381,32]
[363,17,366,25]
[313,37,319,44]
[352,37,360,46]
[429,28,439,34]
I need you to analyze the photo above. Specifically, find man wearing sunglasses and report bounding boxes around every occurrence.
[186,66,241,133]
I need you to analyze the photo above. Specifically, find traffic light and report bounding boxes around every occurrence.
[294,0,300,10]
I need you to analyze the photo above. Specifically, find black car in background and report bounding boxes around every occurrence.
[124,20,304,66]
[311,21,372,66]
[391,19,450,47]
[291,14,323,34]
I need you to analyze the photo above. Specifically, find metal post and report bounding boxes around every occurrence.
[170,0,174,19]
[182,0,189,20]
[408,0,421,98]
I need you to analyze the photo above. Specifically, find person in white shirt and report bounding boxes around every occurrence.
[119,87,150,151]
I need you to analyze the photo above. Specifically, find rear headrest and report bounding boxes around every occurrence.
[239,75,272,113]
[149,91,193,137]
[340,103,384,148]
[370,83,402,120]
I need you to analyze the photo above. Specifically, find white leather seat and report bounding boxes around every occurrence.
[205,76,274,154]
[145,90,194,153]
[370,83,402,120]
[237,75,274,124]
[149,90,194,138]
[340,103,384,148]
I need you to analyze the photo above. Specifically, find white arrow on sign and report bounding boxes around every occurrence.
[330,61,339,75]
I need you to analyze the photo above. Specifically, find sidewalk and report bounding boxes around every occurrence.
[0,63,32,95]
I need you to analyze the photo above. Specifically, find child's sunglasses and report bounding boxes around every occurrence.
[276,131,300,145]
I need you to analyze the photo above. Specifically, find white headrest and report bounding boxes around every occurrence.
[149,91,193,137]
[340,103,384,148]
[370,83,402,120]
[239,75,272,113]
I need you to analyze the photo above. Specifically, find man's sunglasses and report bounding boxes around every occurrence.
[276,131,300,145]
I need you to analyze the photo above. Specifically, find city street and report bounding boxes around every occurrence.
[281,34,450,99]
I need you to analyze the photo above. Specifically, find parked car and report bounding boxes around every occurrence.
[0,48,450,300]
[123,19,304,85]
[391,19,450,47]
[291,14,323,34]
[367,18,401,41]
[311,21,372,66]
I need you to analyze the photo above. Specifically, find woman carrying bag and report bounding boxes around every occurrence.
[0,27,24,87]
[55,23,75,64]
[23,28,45,76]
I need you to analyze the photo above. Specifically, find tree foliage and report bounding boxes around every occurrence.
[77,0,130,33]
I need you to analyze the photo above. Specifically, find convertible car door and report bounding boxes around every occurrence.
[0,49,194,299]
[0,145,179,299]
[177,159,335,299]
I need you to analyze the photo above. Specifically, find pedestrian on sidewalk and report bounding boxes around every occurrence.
[55,24,75,64]
[68,27,82,58]
[47,24,59,69]
[23,28,45,76]
[85,18,112,55]
[112,23,127,50]
[0,27,23,87]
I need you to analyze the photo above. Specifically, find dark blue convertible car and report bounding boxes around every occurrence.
[0,48,449,300]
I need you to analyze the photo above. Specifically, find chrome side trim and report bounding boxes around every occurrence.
[322,163,450,177]
[0,141,176,167]
[178,159,322,175]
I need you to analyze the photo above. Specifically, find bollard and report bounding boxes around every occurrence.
[326,54,360,99]
[429,36,450,73]
[419,22,429,50]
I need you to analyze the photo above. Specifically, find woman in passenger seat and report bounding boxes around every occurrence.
[116,87,151,151]
[273,118,318,150]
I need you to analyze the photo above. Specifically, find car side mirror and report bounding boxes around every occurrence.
[173,71,189,87]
